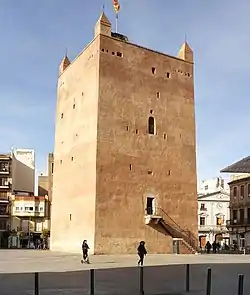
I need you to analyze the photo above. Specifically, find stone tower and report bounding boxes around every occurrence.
[51,12,198,254]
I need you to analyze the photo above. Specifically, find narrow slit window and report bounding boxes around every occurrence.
[102,49,104,52]
[156,92,160,98]
[148,116,155,135]
[73,104,75,109]
[61,113,64,119]
[163,134,167,139]
[71,157,74,161]
[69,214,72,221]
[152,67,156,74]
[135,129,138,134]
[60,160,62,164]
[126,126,129,131]
[166,72,170,78]
[129,164,132,171]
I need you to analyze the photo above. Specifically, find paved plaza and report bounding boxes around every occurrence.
[0,250,250,294]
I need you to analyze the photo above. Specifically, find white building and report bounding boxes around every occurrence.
[198,177,230,248]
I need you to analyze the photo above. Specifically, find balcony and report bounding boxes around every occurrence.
[0,180,10,189]
[198,225,228,232]
[0,168,9,175]
[226,218,250,227]
[0,206,10,217]
[200,207,207,211]
[0,195,9,202]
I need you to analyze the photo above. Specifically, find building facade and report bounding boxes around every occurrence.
[226,175,250,248]
[38,153,54,202]
[0,149,35,247]
[0,154,12,237]
[11,195,49,233]
[221,156,250,249]
[51,12,198,254]
[198,177,230,248]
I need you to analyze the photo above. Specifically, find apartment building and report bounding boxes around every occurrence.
[221,156,250,249]
[0,149,35,247]
[0,154,12,238]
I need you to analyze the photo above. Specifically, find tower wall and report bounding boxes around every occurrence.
[51,38,100,253]
[94,35,197,254]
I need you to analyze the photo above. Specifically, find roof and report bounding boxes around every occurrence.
[228,176,250,185]
[197,190,230,199]
[220,156,250,173]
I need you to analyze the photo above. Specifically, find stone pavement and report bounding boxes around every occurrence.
[0,250,250,294]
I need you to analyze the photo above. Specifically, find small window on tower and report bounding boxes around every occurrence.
[73,104,75,109]
[129,164,132,171]
[163,134,167,139]
[60,160,62,164]
[61,113,64,119]
[135,129,138,134]
[152,67,156,74]
[156,92,160,98]
[148,116,155,135]
[166,72,170,78]
[112,52,115,55]
[117,52,123,57]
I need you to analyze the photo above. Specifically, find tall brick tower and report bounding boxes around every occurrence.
[51,12,198,254]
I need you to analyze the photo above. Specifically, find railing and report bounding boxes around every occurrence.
[198,225,228,231]
[0,195,9,202]
[156,207,199,252]
[200,207,207,211]
[226,219,250,227]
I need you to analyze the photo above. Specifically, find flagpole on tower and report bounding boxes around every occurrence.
[113,0,120,33]
[115,13,118,33]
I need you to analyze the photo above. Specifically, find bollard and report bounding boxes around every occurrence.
[90,269,95,295]
[139,266,144,295]
[186,264,190,292]
[238,274,244,295]
[206,268,211,295]
[34,272,39,295]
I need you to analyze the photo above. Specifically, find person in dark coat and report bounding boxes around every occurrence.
[81,240,90,264]
[205,241,211,254]
[137,241,147,266]
[212,241,217,253]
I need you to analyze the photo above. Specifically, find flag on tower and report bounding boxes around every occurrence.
[113,0,120,13]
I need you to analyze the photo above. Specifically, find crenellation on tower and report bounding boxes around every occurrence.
[58,55,71,76]
[177,41,194,63]
[94,12,111,38]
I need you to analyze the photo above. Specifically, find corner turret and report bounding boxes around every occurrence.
[59,55,71,76]
[177,41,193,63]
[94,12,111,38]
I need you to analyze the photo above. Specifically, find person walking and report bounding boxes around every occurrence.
[205,241,211,254]
[81,240,90,264]
[137,241,147,266]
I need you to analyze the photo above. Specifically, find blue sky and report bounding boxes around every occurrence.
[0,0,249,185]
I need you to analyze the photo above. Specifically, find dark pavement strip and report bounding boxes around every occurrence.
[0,264,249,294]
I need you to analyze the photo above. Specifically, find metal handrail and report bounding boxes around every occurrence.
[156,207,199,251]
